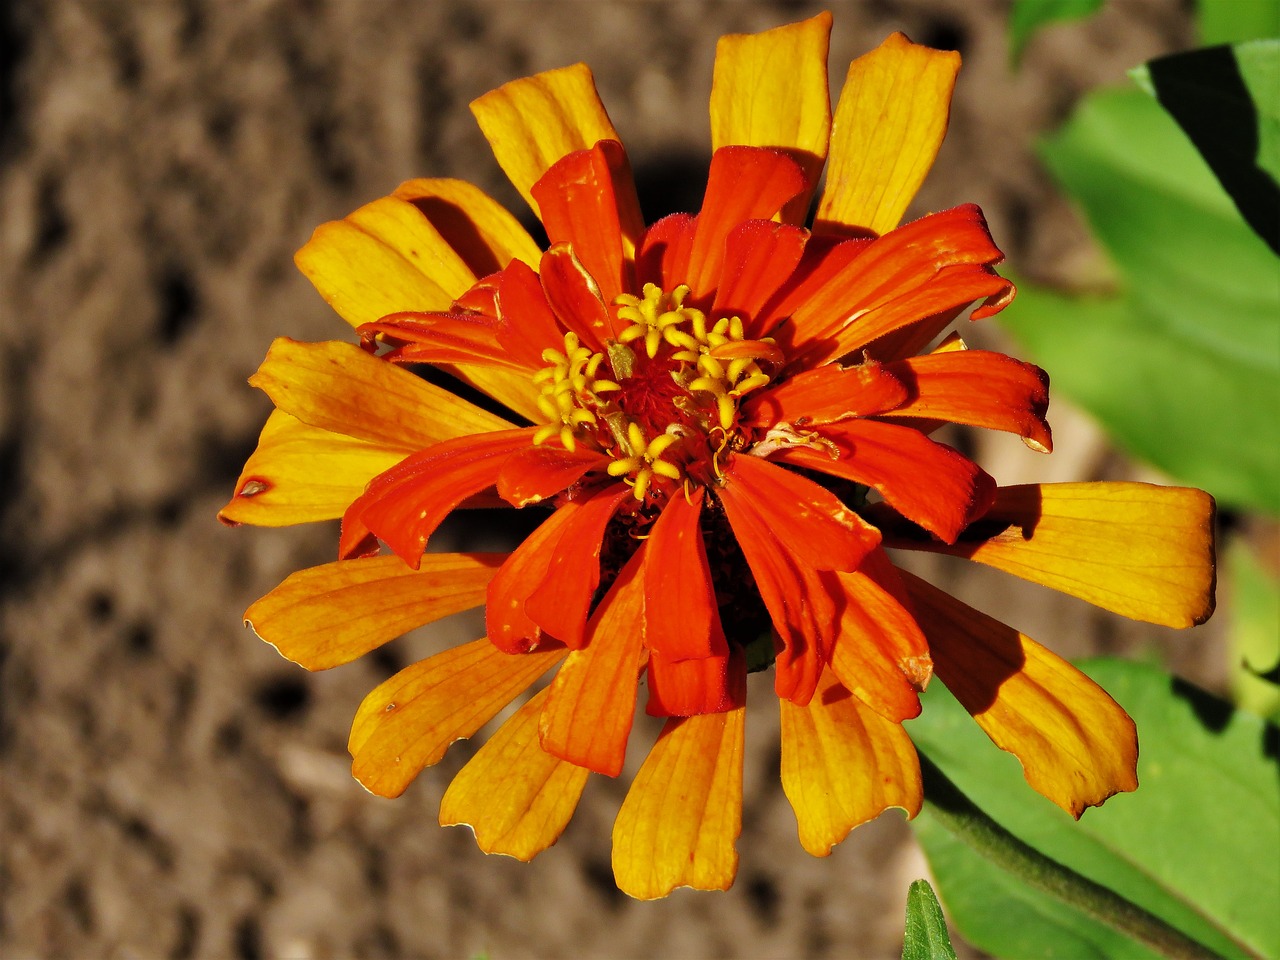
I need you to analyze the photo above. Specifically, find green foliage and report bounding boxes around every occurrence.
[1199,0,1280,45]
[1001,85,1280,514]
[910,659,1280,959]
[1008,0,1105,65]
[902,879,959,960]
[1228,541,1280,718]
[1132,41,1280,253]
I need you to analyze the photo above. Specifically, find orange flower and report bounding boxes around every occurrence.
[220,15,1216,899]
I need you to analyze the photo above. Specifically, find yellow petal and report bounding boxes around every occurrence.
[295,199,458,328]
[611,704,745,899]
[245,553,504,670]
[903,572,1138,817]
[440,687,589,860]
[348,638,566,798]
[218,409,408,526]
[816,33,960,236]
[249,338,513,448]
[470,63,621,216]
[444,362,545,425]
[903,482,1217,628]
[780,670,922,856]
[392,177,542,274]
[710,12,833,223]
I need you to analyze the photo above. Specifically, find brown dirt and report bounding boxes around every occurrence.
[1,1,1220,958]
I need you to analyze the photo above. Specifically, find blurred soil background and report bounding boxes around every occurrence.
[0,1,1229,958]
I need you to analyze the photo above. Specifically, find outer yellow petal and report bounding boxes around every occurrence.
[611,705,745,899]
[249,338,513,448]
[348,638,566,798]
[392,177,542,274]
[903,572,1138,818]
[816,33,960,236]
[245,553,504,670]
[470,63,621,216]
[445,362,545,425]
[218,409,408,526]
[440,687,589,861]
[780,670,922,857]
[900,482,1217,628]
[710,12,833,223]
[295,199,458,328]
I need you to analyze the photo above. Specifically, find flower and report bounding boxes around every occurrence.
[220,14,1216,899]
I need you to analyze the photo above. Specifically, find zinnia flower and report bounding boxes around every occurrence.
[220,14,1216,899]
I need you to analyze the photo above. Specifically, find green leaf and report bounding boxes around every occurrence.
[1009,0,1106,66]
[1002,87,1280,514]
[910,659,1280,959]
[1199,0,1280,45]
[1132,41,1280,253]
[1228,540,1280,718]
[902,879,959,960]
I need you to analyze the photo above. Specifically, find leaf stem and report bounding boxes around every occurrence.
[918,754,1231,960]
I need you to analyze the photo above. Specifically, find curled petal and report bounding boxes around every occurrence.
[358,311,524,370]
[247,553,502,671]
[439,687,590,861]
[539,551,648,776]
[886,349,1052,452]
[540,243,616,351]
[780,669,921,857]
[471,63,621,216]
[903,572,1138,817]
[494,259,568,369]
[710,12,833,223]
[897,483,1217,628]
[218,410,407,527]
[816,33,960,236]
[772,419,995,544]
[612,658,747,899]
[340,429,537,566]
[248,338,512,448]
[532,139,643,304]
[348,638,566,798]
[487,505,580,655]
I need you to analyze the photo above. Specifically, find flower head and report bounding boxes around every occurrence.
[220,15,1216,899]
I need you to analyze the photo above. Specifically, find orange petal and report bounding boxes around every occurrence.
[816,33,960,236]
[531,139,644,304]
[358,310,522,369]
[826,550,929,723]
[497,445,610,507]
[523,484,633,649]
[740,358,908,428]
[539,551,647,776]
[439,687,589,861]
[339,428,536,567]
[348,637,566,798]
[903,572,1138,817]
[898,483,1217,628]
[470,63,621,216]
[636,212,697,290]
[789,205,1014,368]
[711,219,809,333]
[773,419,995,545]
[245,553,503,670]
[295,198,460,328]
[487,505,579,654]
[645,650,737,718]
[710,12,833,223]
[612,665,747,899]
[494,259,567,368]
[249,338,513,448]
[540,242,616,352]
[218,410,408,526]
[886,349,1052,452]
[780,669,921,856]
[391,177,542,275]
[643,488,728,662]
[684,146,808,302]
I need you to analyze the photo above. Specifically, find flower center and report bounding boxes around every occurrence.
[532,282,782,501]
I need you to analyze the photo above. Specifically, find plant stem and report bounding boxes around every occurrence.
[918,754,1230,960]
